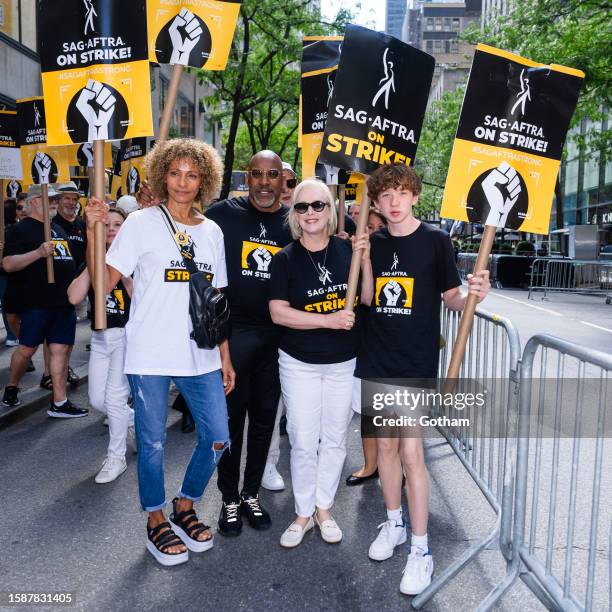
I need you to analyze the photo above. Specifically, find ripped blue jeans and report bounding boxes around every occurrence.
[127,371,229,512]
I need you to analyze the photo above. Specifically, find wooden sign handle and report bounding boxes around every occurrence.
[444,224,496,386]
[41,183,55,284]
[158,63,184,143]
[337,184,346,234]
[344,185,370,313]
[93,139,107,330]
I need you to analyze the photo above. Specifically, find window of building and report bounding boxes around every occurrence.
[426,17,434,30]
[0,0,37,52]
[434,40,443,52]
[444,17,451,31]
[435,17,442,30]
[450,40,459,54]
[452,18,461,31]
[426,40,433,52]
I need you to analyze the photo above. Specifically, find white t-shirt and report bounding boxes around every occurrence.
[106,207,228,376]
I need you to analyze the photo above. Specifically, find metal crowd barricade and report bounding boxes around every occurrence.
[528,258,612,302]
[495,334,612,611]
[412,307,522,609]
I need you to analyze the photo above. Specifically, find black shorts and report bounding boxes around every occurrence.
[19,307,76,347]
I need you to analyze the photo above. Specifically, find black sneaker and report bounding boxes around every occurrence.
[25,359,36,373]
[47,400,89,419]
[40,375,52,390]
[2,386,21,407]
[67,367,80,388]
[218,500,243,537]
[240,493,271,531]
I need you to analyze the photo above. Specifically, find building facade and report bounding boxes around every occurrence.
[386,0,408,40]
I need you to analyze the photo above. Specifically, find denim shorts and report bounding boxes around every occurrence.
[19,307,77,347]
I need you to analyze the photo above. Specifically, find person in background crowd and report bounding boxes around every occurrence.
[1,185,85,417]
[87,138,233,567]
[116,195,139,216]
[349,202,361,225]
[67,207,134,484]
[346,207,388,488]
[269,179,370,547]
[1,199,19,347]
[356,164,490,596]
[47,182,86,389]
[15,194,28,222]
[280,162,298,206]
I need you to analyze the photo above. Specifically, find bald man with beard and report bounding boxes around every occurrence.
[204,151,293,536]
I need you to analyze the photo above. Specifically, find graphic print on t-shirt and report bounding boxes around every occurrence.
[374,250,414,315]
[241,240,282,278]
[52,235,73,261]
[162,231,214,283]
[106,289,125,315]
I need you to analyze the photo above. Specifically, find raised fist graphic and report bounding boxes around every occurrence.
[76,79,116,141]
[7,180,20,198]
[482,162,522,228]
[169,8,203,65]
[34,152,52,183]
[128,167,140,194]
[80,142,94,167]
[253,247,272,272]
[382,280,402,307]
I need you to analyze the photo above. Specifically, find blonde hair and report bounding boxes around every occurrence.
[287,179,337,240]
[145,138,223,206]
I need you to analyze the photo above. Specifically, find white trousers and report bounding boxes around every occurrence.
[279,350,355,517]
[88,327,133,458]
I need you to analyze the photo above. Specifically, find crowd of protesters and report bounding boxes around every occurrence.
[0,139,490,595]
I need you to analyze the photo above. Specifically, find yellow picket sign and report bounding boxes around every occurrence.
[147,0,241,70]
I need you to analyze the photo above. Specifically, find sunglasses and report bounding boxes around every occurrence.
[284,178,297,189]
[294,200,329,214]
[248,168,281,180]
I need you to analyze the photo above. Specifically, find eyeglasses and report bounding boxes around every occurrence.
[284,178,297,189]
[248,168,281,180]
[293,200,329,214]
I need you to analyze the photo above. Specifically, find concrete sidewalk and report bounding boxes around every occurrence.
[0,319,92,429]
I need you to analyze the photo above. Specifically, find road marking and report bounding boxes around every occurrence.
[580,321,612,334]
[491,292,563,316]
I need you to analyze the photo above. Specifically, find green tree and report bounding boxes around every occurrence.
[200,0,350,197]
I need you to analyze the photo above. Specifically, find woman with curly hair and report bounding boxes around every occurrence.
[86,138,235,567]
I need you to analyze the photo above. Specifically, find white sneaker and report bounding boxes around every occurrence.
[368,519,407,561]
[95,456,127,484]
[315,514,342,543]
[5,339,19,347]
[261,463,285,491]
[280,517,314,548]
[400,552,434,595]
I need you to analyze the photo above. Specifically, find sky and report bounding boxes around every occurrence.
[320,0,385,31]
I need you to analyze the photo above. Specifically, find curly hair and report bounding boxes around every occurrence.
[145,138,223,205]
[367,163,422,202]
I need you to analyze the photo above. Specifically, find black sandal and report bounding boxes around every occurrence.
[146,521,188,566]
[169,497,214,553]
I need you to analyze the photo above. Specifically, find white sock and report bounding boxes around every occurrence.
[54,398,67,407]
[386,507,403,526]
[411,533,429,556]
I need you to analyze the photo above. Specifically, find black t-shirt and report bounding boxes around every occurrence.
[4,217,76,310]
[355,223,461,379]
[269,236,360,364]
[205,196,293,327]
[76,263,131,330]
[53,214,87,268]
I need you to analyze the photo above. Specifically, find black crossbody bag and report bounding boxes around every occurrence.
[160,205,231,349]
